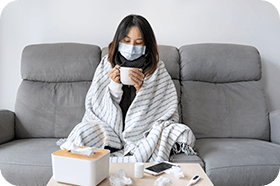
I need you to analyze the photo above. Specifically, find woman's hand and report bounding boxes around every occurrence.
[129,69,145,92]
[109,65,121,84]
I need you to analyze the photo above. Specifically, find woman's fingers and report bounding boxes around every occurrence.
[129,69,144,92]
[113,74,120,82]
[129,69,144,82]
[109,66,121,83]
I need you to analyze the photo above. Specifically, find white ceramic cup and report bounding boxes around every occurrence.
[119,67,139,85]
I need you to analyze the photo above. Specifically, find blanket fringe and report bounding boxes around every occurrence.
[172,142,197,155]
[56,138,67,147]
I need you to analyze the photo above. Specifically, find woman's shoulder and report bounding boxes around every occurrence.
[157,60,164,66]
[156,60,166,70]
[93,54,111,72]
[101,54,109,62]
[98,54,111,66]
[146,60,166,78]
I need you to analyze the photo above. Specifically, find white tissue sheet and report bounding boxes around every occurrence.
[165,166,184,179]
[109,168,133,186]
[60,141,96,156]
[154,176,172,186]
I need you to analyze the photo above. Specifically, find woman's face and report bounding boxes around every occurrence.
[120,26,144,46]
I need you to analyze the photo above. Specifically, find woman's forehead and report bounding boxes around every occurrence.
[126,26,143,39]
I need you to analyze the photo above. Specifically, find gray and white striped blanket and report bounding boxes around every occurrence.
[63,55,196,162]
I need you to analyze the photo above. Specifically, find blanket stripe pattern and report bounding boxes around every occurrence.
[65,55,196,162]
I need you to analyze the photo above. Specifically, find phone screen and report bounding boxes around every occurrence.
[145,162,174,173]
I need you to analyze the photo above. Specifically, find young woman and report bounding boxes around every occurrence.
[60,14,196,162]
[107,15,158,131]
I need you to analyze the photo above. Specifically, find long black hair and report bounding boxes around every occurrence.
[108,14,159,77]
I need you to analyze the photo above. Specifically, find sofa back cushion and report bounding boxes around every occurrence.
[180,43,269,140]
[180,43,261,83]
[15,43,101,138]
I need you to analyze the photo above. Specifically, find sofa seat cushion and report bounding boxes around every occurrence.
[196,138,280,186]
[0,138,60,186]
[170,153,205,170]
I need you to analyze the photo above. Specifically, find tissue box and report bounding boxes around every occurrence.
[52,148,110,186]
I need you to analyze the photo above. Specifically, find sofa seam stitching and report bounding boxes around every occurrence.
[53,84,58,138]
[206,164,280,172]
[0,162,51,167]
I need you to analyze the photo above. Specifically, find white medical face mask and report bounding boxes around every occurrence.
[118,42,146,61]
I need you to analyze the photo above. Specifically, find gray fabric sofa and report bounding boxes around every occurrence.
[0,43,279,186]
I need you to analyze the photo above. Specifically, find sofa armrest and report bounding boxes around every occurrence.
[270,109,280,145]
[0,110,15,145]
